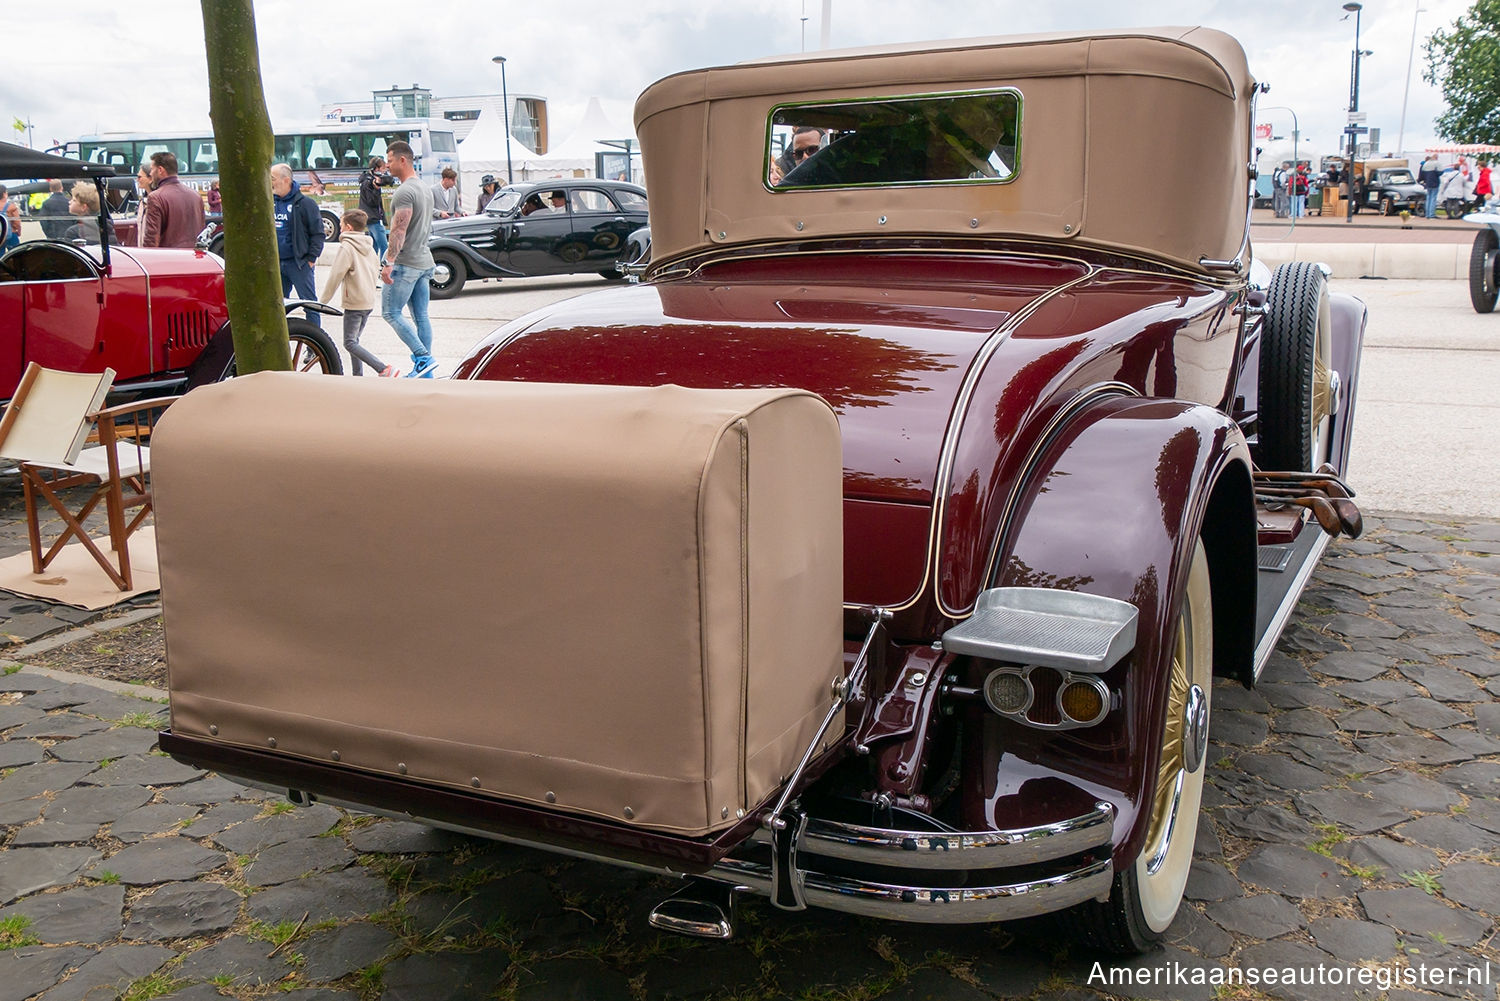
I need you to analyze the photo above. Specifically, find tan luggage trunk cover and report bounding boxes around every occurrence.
[154,374,843,837]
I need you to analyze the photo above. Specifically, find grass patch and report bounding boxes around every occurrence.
[261,800,297,817]
[1402,870,1441,895]
[0,914,40,950]
[1339,861,1382,881]
[355,961,385,1000]
[2,664,19,676]
[1309,823,1347,858]
[118,972,185,1001]
[114,712,160,729]
[95,871,121,885]
[248,918,303,948]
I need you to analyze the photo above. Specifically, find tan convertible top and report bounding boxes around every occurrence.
[635,27,1255,273]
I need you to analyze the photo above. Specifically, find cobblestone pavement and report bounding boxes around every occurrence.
[0,512,1496,1000]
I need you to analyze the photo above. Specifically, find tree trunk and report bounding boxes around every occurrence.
[201,0,290,374]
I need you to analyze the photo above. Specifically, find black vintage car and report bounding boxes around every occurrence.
[1361,166,1425,216]
[427,178,648,298]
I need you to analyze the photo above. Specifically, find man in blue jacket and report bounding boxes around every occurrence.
[271,163,325,326]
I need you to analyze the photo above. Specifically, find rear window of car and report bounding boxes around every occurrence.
[767,89,1020,191]
[570,189,618,212]
[614,189,647,210]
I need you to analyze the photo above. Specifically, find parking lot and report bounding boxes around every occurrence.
[0,278,1495,1000]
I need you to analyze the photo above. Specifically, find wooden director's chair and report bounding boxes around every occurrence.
[0,363,178,591]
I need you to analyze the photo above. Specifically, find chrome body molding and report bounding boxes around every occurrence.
[709,854,1114,923]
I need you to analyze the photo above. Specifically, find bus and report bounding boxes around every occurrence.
[59,117,460,241]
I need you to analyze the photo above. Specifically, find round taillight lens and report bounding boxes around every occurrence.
[1059,679,1108,725]
[983,669,1031,715]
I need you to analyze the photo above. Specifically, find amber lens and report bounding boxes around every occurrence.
[1059,680,1106,724]
[984,670,1030,714]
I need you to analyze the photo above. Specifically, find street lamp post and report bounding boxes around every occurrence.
[1344,1,1364,224]
[491,55,513,184]
[1398,2,1426,155]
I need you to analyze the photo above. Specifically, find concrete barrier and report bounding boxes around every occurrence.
[1255,241,1471,280]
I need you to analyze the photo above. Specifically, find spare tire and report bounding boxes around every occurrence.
[1257,262,1333,472]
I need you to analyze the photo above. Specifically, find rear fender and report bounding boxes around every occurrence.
[967,396,1253,867]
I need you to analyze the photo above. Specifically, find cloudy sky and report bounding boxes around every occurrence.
[1,0,1472,164]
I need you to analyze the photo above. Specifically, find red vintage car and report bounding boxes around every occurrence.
[0,141,342,405]
[157,28,1366,953]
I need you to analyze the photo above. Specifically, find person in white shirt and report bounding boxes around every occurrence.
[432,168,461,219]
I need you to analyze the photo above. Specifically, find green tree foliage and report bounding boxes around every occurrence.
[201,0,290,374]
[1424,0,1500,144]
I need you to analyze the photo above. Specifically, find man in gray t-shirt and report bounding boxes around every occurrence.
[379,140,439,377]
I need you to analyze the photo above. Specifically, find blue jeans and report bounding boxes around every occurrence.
[381,263,435,366]
[279,259,320,327]
[1425,188,1439,218]
[1291,194,1306,218]
[367,221,388,261]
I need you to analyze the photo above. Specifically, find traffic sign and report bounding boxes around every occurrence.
[1343,125,1370,135]
[1348,111,1368,124]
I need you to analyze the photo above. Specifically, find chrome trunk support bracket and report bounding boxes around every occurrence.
[763,608,891,908]
[770,810,809,910]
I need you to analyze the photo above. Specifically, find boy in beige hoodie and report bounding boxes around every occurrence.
[320,210,398,377]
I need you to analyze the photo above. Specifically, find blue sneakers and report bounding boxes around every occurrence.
[406,356,439,379]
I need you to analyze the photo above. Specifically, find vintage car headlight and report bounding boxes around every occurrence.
[981,665,1113,729]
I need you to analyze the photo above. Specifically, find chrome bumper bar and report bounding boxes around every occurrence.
[712,800,1115,922]
[710,854,1113,924]
[797,801,1115,870]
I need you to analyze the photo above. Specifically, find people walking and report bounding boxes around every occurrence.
[1477,159,1493,210]
[139,152,205,248]
[358,156,394,261]
[206,180,222,215]
[1289,163,1310,218]
[321,210,398,378]
[271,163,326,326]
[1419,154,1443,219]
[1272,161,1290,218]
[378,140,439,379]
[38,179,71,239]
[1439,158,1476,219]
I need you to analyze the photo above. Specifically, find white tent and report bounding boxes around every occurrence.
[457,99,538,210]
[523,97,638,180]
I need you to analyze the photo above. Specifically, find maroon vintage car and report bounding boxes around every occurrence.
[157,28,1365,953]
[0,141,342,405]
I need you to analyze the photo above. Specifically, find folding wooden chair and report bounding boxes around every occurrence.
[0,363,177,591]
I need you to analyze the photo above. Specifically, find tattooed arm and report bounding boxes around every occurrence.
[380,204,412,284]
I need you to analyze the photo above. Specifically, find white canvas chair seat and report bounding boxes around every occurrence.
[0,363,176,591]
[24,444,150,482]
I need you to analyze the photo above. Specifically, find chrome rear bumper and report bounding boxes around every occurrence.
[706,800,1116,923]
